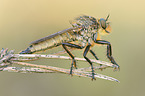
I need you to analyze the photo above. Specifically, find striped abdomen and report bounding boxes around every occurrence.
[20,28,78,54]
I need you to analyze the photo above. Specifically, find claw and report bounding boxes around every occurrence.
[91,77,96,81]
[91,72,96,81]
[113,65,120,71]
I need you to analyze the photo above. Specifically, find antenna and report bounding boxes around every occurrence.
[106,14,110,21]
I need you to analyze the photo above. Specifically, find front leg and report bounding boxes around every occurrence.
[62,43,84,75]
[90,50,99,60]
[90,50,105,70]
[94,40,120,70]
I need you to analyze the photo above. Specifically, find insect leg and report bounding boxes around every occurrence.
[83,45,96,80]
[62,43,83,75]
[90,50,104,70]
[94,40,120,69]
[90,50,99,60]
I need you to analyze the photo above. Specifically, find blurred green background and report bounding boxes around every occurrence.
[0,0,145,96]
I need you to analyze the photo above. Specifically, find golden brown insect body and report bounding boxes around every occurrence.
[20,15,103,54]
[20,15,119,80]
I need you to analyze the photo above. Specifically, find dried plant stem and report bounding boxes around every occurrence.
[13,54,117,68]
[11,61,119,82]
[0,48,119,82]
[2,66,55,73]
[77,65,108,71]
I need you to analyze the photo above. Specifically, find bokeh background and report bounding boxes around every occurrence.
[0,0,145,96]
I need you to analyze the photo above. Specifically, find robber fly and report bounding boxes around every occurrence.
[20,15,120,80]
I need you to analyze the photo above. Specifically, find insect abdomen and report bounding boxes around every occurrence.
[20,29,78,54]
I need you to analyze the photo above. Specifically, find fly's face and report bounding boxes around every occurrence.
[97,15,111,35]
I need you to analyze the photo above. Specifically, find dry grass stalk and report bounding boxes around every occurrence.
[0,48,119,82]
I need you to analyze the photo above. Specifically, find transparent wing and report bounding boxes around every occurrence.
[30,27,75,45]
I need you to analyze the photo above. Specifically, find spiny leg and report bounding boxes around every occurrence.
[90,50,99,60]
[62,43,83,75]
[83,45,96,80]
[94,40,120,70]
[90,50,104,70]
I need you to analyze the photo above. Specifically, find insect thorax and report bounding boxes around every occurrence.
[71,15,98,47]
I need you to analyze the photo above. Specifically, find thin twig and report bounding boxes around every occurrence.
[2,66,55,73]
[12,61,119,82]
[0,48,120,82]
[12,54,118,68]
[77,65,108,71]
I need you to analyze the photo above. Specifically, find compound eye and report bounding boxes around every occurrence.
[100,18,107,29]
